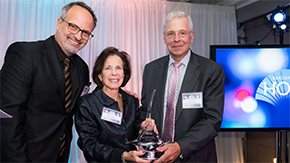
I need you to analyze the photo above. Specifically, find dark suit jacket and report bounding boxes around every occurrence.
[141,51,225,162]
[0,36,89,162]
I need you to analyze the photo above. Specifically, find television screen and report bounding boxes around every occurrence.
[210,45,290,131]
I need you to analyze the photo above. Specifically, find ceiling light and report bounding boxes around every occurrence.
[269,7,289,30]
[273,12,286,23]
[280,24,287,30]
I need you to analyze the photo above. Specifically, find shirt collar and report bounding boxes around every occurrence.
[52,35,76,63]
[168,50,191,67]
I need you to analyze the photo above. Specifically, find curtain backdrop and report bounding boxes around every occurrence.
[0,0,243,162]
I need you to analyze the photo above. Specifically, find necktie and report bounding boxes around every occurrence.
[63,58,72,113]
[60,58,72,157]
[163,62,182,142]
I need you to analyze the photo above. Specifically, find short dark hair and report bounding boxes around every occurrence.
[60,1,97,30]
[93,47,132,88]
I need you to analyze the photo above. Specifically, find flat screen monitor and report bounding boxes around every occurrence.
[210,45,290,131]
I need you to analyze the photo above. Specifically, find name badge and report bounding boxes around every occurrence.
[182,92,203,109]
[80,85,90,97]
[101,107,122,125]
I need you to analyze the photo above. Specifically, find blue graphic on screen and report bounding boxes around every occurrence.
[216,47,290,129]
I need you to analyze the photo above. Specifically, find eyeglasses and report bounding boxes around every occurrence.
[61,18,94,40]
[165,31,192,40]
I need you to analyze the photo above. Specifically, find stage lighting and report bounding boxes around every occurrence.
[273,11,286,23]
[280,24,287,30]
[269,7,289,30]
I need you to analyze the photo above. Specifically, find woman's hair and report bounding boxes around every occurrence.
[92,47,131,88]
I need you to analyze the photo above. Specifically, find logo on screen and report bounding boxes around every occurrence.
[255,69,290,107]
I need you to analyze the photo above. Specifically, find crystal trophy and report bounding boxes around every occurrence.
[129,89,165,160]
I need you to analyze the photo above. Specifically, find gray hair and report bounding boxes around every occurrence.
[163,11,193,33]
[60,1,97,30]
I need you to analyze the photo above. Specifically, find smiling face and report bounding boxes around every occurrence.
[98,55,125,93]
[164,16,194,62]
[55,5,94,57]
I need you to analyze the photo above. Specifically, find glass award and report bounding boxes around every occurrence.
[129,89,165,160]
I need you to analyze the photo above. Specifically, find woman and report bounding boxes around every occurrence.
[75,47,152,163]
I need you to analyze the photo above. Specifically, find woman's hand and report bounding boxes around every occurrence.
[123,151,151,163]
[141,118,159,134]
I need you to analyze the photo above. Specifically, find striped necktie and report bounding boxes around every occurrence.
[60,57,72,157]
[163,62,182,142]
[63,58,72,112]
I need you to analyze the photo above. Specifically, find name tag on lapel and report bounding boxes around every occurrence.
[80,82,92,96]
[182,92,203,109]
[80,85,90,96]
[101,107,122,125]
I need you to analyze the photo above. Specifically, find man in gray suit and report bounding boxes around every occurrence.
[141,11,225,162]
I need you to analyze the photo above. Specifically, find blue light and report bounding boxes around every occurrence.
[248,110,266,127]
[273,12,286,23]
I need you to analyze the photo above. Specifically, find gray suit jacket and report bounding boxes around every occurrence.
[141,51,225,162]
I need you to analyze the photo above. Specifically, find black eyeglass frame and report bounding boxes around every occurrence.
[60,18,94,40]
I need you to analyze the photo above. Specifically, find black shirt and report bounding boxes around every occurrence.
[52,36,79,109]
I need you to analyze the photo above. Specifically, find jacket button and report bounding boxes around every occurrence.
[121,126,126,131]
[59,136,63,141]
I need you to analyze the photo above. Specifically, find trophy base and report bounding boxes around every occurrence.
[140,151,163,160]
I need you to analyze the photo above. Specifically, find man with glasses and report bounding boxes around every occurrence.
[0,2,96,162]
[141,11,225,162]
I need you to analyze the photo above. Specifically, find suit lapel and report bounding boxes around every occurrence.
[153,56,169,132]
[42,37,65,106]
[70,59,82,113]
[175,52,200,122]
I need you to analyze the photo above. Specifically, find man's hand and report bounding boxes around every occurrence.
[123,150,151,163]
[154,143,181,163]
[123,89,141,100]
